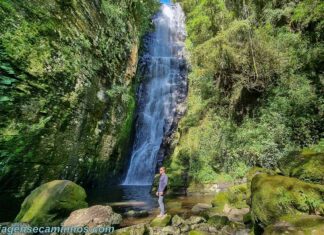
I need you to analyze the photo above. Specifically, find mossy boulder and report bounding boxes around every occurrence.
[207,215,230,229]
[279,152,324,184]
[15,180,87,226]
[246,167,276,187]
[263,215,324,235]
[250,174,324,227]
[200,207,223,219]
[161,226,181,234]
[186,216,206,225]
[150,214,172,227]
[113,223,147,235]
[245,167,277,207]
[211,192,228,213]
[172,214,185,227]
[211,184,249,213]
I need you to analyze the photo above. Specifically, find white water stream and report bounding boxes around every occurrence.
[123,3,186,185]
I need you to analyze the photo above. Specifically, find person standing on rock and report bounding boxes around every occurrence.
[156,166,168,217]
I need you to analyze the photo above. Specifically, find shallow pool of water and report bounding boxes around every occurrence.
[87,185,214,227]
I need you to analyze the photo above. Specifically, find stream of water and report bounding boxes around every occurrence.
[123,3,187,185]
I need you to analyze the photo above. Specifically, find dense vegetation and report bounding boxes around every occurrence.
[0,0,158,199]
[167,0,323,185]
[1,1,323,233]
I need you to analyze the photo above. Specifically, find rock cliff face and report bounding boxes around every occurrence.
[0,0,158,199]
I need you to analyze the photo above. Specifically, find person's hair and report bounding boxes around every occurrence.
[160,166,166,172]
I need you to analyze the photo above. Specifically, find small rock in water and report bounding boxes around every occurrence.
[124,210,149,218]
[191,203,212,213]
[109,201,146,207]
[220,203,250,222]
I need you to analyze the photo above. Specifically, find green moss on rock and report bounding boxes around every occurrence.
[263,214,324,235]
[0,0,159,200]
[250,174,324,227]
[228,184,249,209]
[15,180,87,226]
[246,167,277,187]
[188,230,209,235]
[211,192,229,213]
[211,184,249,212]
[207,215,230,229]
[279,152,324,184]
[150,214,172,227]
[113,224,147,235]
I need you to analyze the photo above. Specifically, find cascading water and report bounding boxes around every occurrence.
[123,3,187,185]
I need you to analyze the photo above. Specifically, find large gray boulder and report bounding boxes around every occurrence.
[62,205,122,228]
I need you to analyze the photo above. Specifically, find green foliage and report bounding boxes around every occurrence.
[303,138,324,154]
[207,215,230,228]
[186,0,232,46]
[292,0,324,39]
[279,152,324,184]
[169,0,324,184]
[0,0,159,197]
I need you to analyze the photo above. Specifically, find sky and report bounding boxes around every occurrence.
[160,0,172,4]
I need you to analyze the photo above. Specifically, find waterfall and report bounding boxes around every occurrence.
[122,3,187,185]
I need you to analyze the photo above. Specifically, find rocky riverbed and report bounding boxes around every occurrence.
[1,152,323,235]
